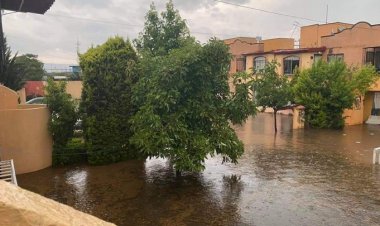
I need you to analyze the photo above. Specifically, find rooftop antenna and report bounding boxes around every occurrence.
[325,5,329,24]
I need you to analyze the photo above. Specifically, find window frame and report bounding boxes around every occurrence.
[253,56,267,73]
[283,55,300,75]
[364,47,380,72]
[327,54,344,63]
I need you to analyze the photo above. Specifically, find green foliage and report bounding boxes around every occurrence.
[52,138,87,166]
[253,62,292,111]
[293,60,377,129]
[45,78,78,165]
[79,36,139,164]
[15,54,45,81]
[0,38,24,91]
[251,62,292,132]
[134,0,190,56]
[130,39,256,172]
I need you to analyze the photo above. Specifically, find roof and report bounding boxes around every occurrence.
[321,21,380,38]
[243,47,326,56]
[1,0,55,14]
[301,22,353,29]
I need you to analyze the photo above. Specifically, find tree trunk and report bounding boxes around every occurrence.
[176,170,182,177]
[274,109,278,133]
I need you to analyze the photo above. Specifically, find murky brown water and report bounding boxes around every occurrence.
[18,114,380,226]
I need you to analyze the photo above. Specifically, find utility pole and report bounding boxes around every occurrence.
[325,4,329,24]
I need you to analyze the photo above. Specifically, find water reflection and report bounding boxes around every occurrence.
[18,113,380,225]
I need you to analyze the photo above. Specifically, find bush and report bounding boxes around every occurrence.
[79,37,139,164]
[293,60,377,129]
[45,78,78,165]
[52,138,87,166]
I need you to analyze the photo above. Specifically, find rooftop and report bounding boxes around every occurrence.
[243,47,326,56]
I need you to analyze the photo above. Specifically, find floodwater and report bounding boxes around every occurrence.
[18,114,380,226]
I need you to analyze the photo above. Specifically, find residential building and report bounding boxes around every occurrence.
[230,21,380,126]
[320,22,380,125]
[224,37,294,73]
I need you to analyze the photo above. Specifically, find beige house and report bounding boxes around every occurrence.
[229,22,380,126]
[320,22,380,125]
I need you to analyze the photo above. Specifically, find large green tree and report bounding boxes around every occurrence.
[15,54,45,81]
[293,60,377,129]
[252,62,292,133]
[134,0,189,56]
[0,38,24,91]
[130,39,256,173]
[79,36,139,164]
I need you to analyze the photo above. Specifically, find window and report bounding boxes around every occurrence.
[314,54,322,63]
[283,56,300,75]
[327,54,344,63]
[365,47,380,72]
[254,56,266,72]
[236,57,246,72]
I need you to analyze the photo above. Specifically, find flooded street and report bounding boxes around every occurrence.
[18,114,380,226]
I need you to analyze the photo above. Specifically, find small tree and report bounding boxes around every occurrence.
[45,78,77,165]
[252,62,292,133]
[80,36,139,164]
[130,39,256,173]
[15,54,45,81]
[293,60,377,129]
[134,0,190,56]
[0,38,24,91]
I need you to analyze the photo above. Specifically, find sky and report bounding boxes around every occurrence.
[2,0,380,67]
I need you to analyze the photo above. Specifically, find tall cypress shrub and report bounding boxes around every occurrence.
[79,37,139,164]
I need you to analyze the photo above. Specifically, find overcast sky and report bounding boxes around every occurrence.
[3,0,380,66]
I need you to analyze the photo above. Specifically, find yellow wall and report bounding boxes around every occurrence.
[65,81,83,100]
[363,92,374,122]
[41,81,83,100]
[0,85,52,175]
[262,38,294,52]
[246,52,317,75]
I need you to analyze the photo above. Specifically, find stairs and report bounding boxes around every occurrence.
[0,160,17,186]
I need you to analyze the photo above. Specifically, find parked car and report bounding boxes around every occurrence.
[25,97,45,104]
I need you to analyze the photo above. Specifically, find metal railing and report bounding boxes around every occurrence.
[0,159,17,186]
[374,148,380,165]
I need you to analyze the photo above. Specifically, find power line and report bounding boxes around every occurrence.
[45,13,244,38]
[212,0,325,23]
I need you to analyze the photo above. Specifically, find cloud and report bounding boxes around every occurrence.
[2,0,380,65]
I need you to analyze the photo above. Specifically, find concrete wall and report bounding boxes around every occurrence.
[262,38,294,52]
[245,52,318,75]
[0,86,18,110]
[321,22,380,66]
[41,81,83,100]
[17,88,26,104]
[300,22,353,48]
[0,85,52,175]
[0,181,115,226]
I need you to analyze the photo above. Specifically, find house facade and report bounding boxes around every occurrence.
[226,22,380,126]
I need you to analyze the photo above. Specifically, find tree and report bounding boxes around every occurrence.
[0,38,24,91]
[130,39,256,173]
[15,54,45,81]
[134,0,190,56]
[293,60,377,129]
[252,62,292,133]
[79,36,139,164]
[45,78,77,165]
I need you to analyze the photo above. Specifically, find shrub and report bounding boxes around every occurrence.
[79,37,139,164]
